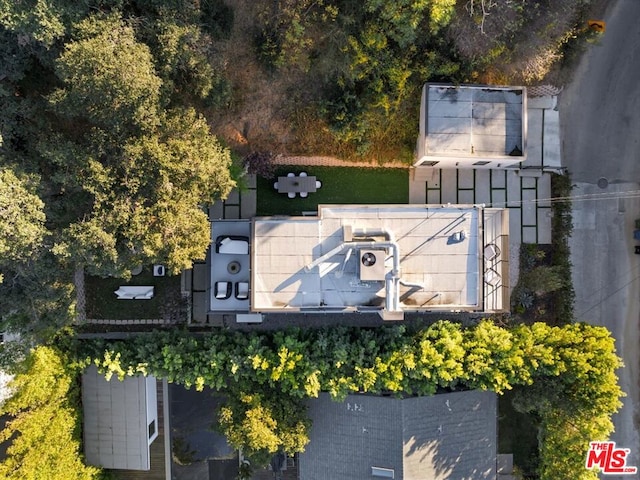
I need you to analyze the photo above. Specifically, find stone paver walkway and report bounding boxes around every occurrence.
[208,174,257,221]
[409,168,552,245]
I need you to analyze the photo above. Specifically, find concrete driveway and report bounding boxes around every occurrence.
[560,0,640,475]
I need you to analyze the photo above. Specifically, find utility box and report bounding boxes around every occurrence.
[359,249,386,281]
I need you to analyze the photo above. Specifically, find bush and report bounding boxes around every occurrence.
[242,151,276,179]
[521,266,565,296]
[200,0,235,40]
[79,320,623,479]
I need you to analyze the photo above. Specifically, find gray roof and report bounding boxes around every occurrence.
[424,84,524,158]
[82,365,158,470]
[299,391,497,480]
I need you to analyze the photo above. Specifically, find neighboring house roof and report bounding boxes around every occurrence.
[299,391,497,480]
[250,204,508,316]
[82,365,158,471]
[416,84,527,168]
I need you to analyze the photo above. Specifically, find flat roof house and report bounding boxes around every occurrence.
[415,84,527,169]
[299,391,498,480]
[82,365,159,471]
[249,204,508,319]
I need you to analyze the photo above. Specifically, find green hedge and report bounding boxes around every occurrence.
[78,320,621,477]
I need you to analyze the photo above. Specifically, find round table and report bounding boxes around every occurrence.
[227,261,241,274]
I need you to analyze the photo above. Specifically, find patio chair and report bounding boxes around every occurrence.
[300,191,308,198]
[300,172,307,177]
[315,180,322,189]
[273,182,279,190]
[288,192,296,199]
[235,282,249,300]
[215,281,232,300]
[484,243,501,262]
[287,172,295,177]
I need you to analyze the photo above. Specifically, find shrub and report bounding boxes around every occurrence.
[201,0,235,40]
[242,151,277,179]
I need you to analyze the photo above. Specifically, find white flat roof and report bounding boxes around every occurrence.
[425,84,525,158]
[252,205,489,312]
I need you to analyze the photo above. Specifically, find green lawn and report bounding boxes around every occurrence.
[85,266,182,320]
[256,166,409,216]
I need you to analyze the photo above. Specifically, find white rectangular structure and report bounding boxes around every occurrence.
[251,204,509,316]
[82,366,158,470]
[114,286,154,300]
[415,84,527,169]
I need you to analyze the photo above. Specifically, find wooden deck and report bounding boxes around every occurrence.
[111,381,168,480]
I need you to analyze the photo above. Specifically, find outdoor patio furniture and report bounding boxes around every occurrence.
[287,172,295,177]
[300,191,308,198]
[215,281,232,300]
[227,261,241,274]
[300,172,307,177]
[130,265,143,276]
[153,264,165,276]
[273,181,279,190]
[484,268,501,287]
[315,180,322,189]
[235,282,249,300]
[288,192,296,199]
[114,286,154,300]
[277,175,317,194]
[484,243,501,262]
[215,236,249,254]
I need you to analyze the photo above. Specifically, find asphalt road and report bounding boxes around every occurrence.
[560,1,640,476]
[560,0,640,184]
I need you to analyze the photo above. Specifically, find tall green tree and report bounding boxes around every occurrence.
[0,165,46,267]
[154,20,216,101]
[49,12,163,136]
[0,346,101,480]
[52,108,234,276]
[218,390,310,464]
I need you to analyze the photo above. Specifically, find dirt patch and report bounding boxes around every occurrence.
[206,1,312,154]
[205,1,607,158]
[448,0,608,85]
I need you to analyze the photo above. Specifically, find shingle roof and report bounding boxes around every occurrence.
[299,391,497,480]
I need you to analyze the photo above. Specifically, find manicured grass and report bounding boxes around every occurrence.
[85,266,182,320]
[498,388,540,478]
[256,166,409,216]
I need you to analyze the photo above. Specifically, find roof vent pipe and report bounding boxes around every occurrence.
[304,241,402,314]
